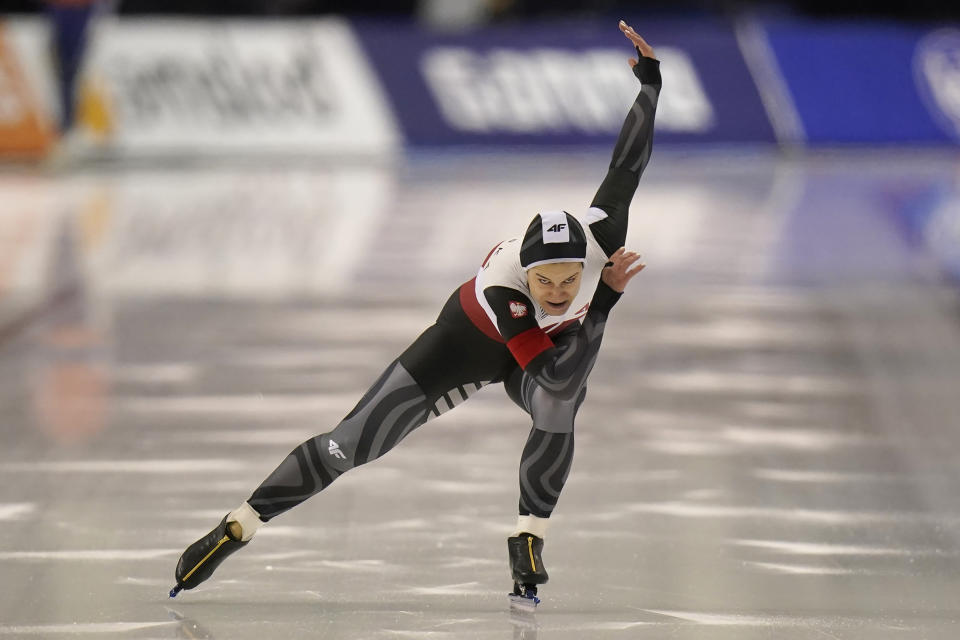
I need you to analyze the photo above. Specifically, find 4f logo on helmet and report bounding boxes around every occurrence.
[540,211,571,244]
[509,301,528,318]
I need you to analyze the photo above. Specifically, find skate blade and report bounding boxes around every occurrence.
[508,593,540,611]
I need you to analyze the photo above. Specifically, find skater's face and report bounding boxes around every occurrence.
[526,262,583,316]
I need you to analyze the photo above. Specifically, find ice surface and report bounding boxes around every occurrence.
[1,151,959,638]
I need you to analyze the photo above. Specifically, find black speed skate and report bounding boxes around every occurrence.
[169,516,248,597]
[507,533,549,610]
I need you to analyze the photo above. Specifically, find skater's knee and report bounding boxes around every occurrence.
[529,385,586,434]
[318,427,358,473]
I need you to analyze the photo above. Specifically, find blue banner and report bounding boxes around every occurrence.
[353,19,776,146]
[763,20,960,145]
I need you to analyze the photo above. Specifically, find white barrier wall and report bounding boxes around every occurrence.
[0,17,401,158]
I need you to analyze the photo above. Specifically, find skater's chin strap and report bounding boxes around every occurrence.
[512,514,549,539]
[228,502,264,542]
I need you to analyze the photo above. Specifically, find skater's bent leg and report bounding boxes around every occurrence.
[247,359,432,520]
[518,428,575,519]
[506,365,588,532]
[504,370,586,592]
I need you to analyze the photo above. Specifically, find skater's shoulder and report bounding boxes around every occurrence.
[478,238,526,288]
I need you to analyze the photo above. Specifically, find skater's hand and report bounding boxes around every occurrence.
[619,20,657,66]
[601,247,646,293]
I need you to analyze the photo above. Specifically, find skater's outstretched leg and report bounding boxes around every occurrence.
[248,359,435,519]
[171,359,437,595]
[170,317,501,596]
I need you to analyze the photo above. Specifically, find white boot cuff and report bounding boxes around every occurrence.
[512,514,549,539]
[227,502,264,542]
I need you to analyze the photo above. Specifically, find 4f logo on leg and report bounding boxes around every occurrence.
[328,439,346,460]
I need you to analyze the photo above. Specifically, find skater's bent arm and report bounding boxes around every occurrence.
[489,248,645,399]
[524,248,645,398]
[589,23,662,257]
[522,282,622,399]
[483,281,623,401]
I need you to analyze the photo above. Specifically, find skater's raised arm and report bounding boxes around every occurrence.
[589,22,662,257]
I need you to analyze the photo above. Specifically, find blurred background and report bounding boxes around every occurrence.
[1,2,960,639]
[3,0,960,19]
